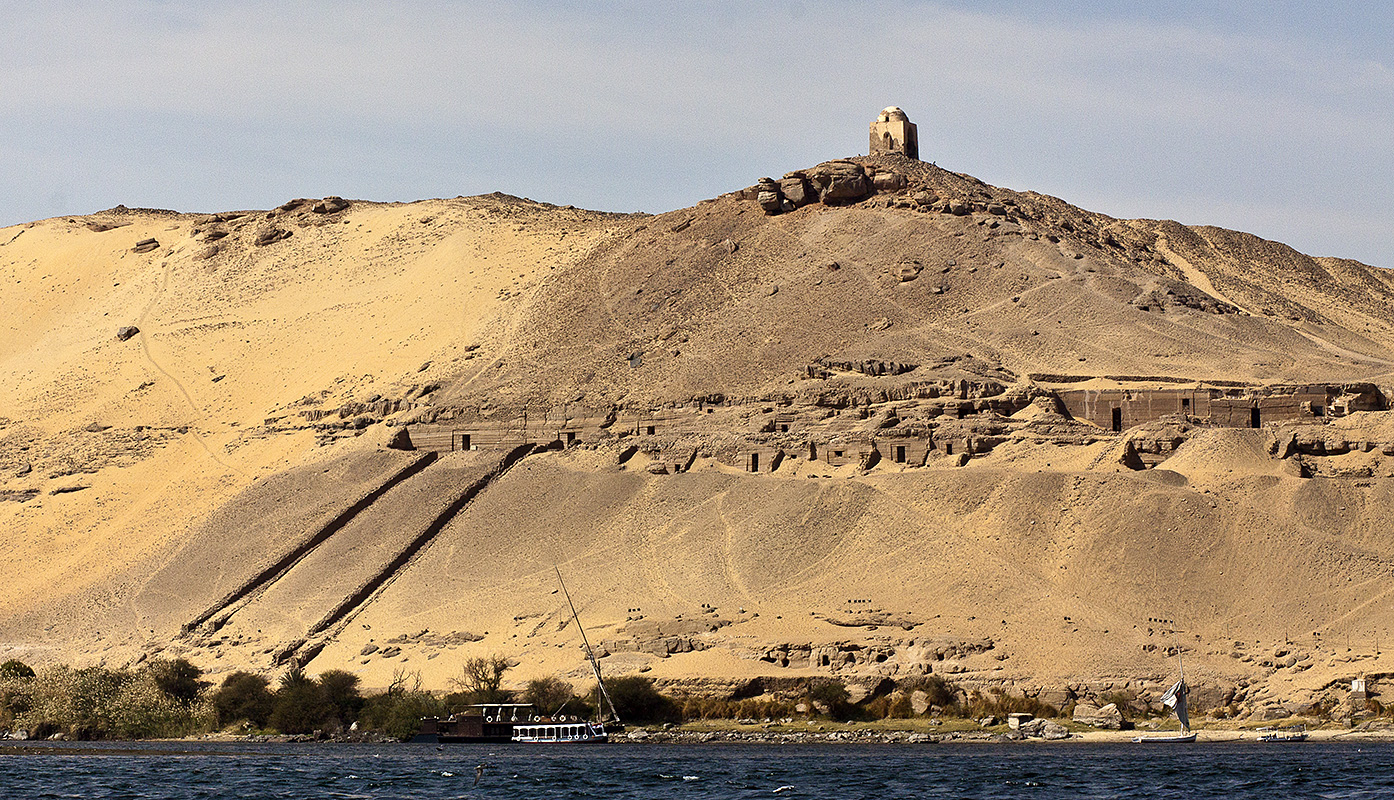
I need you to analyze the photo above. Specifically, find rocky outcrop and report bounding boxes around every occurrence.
[1072,702,1124,729]
[779,174,815,208]
[871,170,907,191]
[1017,718,1071,739]
[753,161,877,215]
[254,227,293,246]
[312,197,350,214]
[756,178,784,215]
[131,238,159,254]
[806,160,872,205]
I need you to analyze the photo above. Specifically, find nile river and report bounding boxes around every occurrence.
[3,740,1392,798]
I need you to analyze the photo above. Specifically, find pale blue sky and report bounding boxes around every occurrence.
[2,1,1390,266]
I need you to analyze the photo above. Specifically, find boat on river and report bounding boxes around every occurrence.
[1256,724,1309,742]
[1133,649,1197,743]
[413,568,621,744]
[413,703,534,743]
[510,568,622,743]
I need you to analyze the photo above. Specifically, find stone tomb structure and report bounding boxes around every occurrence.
[396,382,1388,475]
[869,106,918,160]
[1056,383,1385,433]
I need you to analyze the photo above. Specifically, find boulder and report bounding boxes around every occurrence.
[312,196,350,214]
[384,427,415,451]
[116,325,140,342]
[756,178,783,215]
[911,690,931,715]
[946,199,971,216]
[1040,721,1071,740]
[131,238,159,254]
[1017,718,1046,736]
[912,190,938,207]
[872,171,907,191]
[806,161,871,205]
[779,176,815,208]
[646,462,669,475]
[1072,702,1123,729]
[254,227,292,246]
[1007,712,1033,730]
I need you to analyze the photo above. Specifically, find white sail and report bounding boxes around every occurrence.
[1159,678,1190,731]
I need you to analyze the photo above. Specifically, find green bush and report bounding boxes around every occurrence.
[319,669,364,731]
[678,696,793,721]
[18,664,214,739]
[357,672,444,740]
[0,675,33,731]
[147,658,204,705]
[522,676,574,716]
[606,676,679,724]
[915,675,960,710]
[0,660,36,680]
[963,688,1059,720]
[807,680,862,721]
[1098,691,1140,719]
[269,668,329,734]
[213,671,274,728]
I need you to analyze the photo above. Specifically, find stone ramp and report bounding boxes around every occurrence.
[203,445,537,664]
[132,448,430,635]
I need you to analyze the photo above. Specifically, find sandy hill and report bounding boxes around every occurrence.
[2,158,1393,720]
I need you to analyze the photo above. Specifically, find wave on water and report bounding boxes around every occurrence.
[4,741,1394,799]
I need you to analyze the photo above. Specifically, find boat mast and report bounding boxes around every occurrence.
[1175,638,1188,733]
[555,566,620,724]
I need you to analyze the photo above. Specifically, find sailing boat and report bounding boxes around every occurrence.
[1133,647,1197,743]
[510,568,622,743]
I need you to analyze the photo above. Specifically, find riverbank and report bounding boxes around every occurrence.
[627,718,1394,745]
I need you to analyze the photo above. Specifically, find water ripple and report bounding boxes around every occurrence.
[3,741,1394,799]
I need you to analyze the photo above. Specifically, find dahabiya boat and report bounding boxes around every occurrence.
[414,568,622,744]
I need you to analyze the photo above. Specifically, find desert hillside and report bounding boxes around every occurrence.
[2,155,1393,720]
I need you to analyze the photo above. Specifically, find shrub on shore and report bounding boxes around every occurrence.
[212,671,274,729]
[269,668,330,735]
[2,661,214,740]
[358,671,443,740]
[0,659,36,680]
[607,675,680,723]
[451,655,513,705]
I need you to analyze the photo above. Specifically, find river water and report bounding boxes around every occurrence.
[3,740,1392,798]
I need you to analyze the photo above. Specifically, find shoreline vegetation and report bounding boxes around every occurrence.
[4,657,1392,745]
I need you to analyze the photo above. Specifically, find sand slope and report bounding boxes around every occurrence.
[2,163,1393,716]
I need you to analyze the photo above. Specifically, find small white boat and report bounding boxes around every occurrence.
[509,567,622,744]
[1133,731,1197,743]
[1133,650,1196,743]
[1256,724,1308,742]
[511,719,609,743]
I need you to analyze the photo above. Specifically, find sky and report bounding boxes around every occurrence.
[1,1,1390,267]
